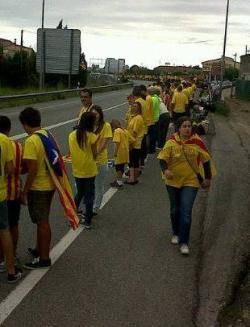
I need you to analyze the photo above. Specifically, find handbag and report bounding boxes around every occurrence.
[181,145,204,185]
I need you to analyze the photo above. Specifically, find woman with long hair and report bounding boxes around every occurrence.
[69,112,97,229]
[158,116,215,255]
[91,105,112,214]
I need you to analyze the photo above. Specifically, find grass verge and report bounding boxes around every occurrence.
[0,83,133,109]
[214,101,231,117]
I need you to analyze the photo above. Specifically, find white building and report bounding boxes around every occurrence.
[118,59,125,73]
[104,58,126,74]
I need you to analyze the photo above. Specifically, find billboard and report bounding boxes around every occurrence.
[36,28,81,75]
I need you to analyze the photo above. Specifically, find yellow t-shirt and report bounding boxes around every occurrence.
[113,128,134,165]
[0,133,14,201]
[158,141,210,188]
[145,95,154,126]
[183,88,191,101]
[69,130,98,178]
[135,97,148,134]
[170,86,176,96]
[128,114,145,149]
[125,106,132,128]
[78,104,94,120]
[23,129,55,191]
[191,84,197,94]
[95,122,112,165]
[171,91,188,113]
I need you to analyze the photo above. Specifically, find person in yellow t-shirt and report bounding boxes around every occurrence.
[0,116,23,272]
[19,107,56,269]
[182,82,191,101]
[125,94,135,128]
[158,116,214,256]
[110,119,135,188]
[0,117,22,283]
[69,111,98,229]
[91,105,112,213]
[126,102,144,185]
[171,85,189,123]
[133,86,148,168]
[78,88,94,120]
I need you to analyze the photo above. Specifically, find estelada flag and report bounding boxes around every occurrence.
[35,131,79,229]
[159,132,216,180]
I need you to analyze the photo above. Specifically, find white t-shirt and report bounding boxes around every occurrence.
[159,99,168,115]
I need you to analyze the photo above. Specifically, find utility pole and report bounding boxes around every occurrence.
[39,0,45,89]
[231,52,237,98]
[220,0,230,100]
[42,0,45,28]
[20,29,23,73]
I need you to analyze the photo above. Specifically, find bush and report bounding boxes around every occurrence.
[214,101,230,116]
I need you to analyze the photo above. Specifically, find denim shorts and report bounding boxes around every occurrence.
[0,200,9,230]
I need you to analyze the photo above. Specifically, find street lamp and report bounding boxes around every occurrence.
[220,0,230,99]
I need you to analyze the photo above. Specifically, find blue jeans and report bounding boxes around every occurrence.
[166,185,198,245]
[94,164,108,211]
[75,177,95,226]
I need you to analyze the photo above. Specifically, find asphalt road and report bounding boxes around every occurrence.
[0,88,205,327]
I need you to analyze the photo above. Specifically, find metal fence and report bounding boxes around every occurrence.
[235,80,250,101]
[0,82,133,101]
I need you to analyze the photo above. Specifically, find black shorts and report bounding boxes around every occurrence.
[27,190,55,224]
[0,200,8,231]
[115,164,125,173]
[7,200,21,228]
[129,149,141,168]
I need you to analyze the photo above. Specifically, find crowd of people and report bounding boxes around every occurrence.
[0,78,215,283]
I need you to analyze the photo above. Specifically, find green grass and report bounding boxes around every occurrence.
[0,83,132,109]
[0,86,66,96]
[218,304,242,326]
[214,101,231,117]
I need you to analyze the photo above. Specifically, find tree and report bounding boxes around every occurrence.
[224,67,239,81]
[56,20,63,29]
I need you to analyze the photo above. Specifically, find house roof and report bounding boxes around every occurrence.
[202,56,236,64]
[0,37,33,52]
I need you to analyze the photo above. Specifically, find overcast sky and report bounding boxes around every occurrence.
[0,0,249,68]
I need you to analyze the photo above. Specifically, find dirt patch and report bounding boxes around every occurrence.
[215,94,250,327]
[225,97,250,134]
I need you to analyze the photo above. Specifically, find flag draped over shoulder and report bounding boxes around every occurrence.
[7,141,22,201]
[164,132,216,178]
[35,131,79,229]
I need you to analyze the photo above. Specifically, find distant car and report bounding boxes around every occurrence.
[222,80,232,88]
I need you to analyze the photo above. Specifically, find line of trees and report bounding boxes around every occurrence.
[0,50,38,88]
[0,49,88,89]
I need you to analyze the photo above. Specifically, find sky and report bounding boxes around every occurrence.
[0,0,249,68]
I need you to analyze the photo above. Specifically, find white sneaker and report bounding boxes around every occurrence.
[180,244,190,255]
[0,261,6,273]
[79,217,85,225]
[171,235,179,245]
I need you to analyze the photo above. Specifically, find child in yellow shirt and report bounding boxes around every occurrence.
[110,120,134,188]
[126,102,144,185]
[125,95,135,128]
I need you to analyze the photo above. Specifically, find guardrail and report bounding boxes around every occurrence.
[0,82,133,101]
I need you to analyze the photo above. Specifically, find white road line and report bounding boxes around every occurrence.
[0,227,83,324]
[0,187,118,325]
[100,188,118,209]
[0,103,123,324]
[11,102,127,141]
